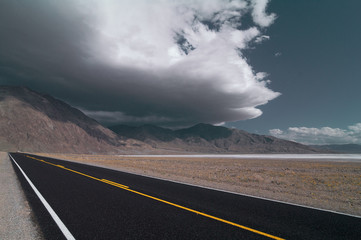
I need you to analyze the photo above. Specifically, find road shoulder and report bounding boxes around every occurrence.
[0,152,44,240]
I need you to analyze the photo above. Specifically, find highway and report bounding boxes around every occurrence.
[9,153,361,239]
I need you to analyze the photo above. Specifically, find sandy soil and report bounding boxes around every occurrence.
[39,153,361,216]
[0,152,44,240]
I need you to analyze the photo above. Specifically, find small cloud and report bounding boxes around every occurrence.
[254,35,270,43]
[348,123,361,133]
[269,123,361,144]
[269,129,283,135]
[250,0,277,27]
[255,72,269,80]
[274,52,282,57]
[214,122,226,126]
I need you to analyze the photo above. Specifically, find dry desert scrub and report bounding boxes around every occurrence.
[38,153,361,216]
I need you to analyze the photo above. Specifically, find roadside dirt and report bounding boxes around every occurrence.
[0,152,44,240]
[40,153,361,216]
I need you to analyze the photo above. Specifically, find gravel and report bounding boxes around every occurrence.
[0,152,44,240]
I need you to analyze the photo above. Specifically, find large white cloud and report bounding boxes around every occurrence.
[269,123,361,145]
[0,0,279,127]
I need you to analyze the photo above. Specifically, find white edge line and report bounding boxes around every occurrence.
[9,154,76,240]
[37,154,361,219]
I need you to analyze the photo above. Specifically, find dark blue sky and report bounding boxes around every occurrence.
[227,0,361,136]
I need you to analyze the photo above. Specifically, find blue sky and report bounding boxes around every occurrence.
[226,0,361,144]
[0,0,360,144]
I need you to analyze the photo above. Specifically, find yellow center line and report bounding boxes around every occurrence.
[25,155,285,240]
[100,179,129,188]
[105,182,129,189]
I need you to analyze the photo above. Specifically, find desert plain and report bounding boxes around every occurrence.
[38,153,361,216]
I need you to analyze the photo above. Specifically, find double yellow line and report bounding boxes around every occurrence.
[26,155,285,240]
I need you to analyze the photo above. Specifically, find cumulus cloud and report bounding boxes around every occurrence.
[269,123,361,145]
[255,35,270,43]
[0,0,279,127]
[250,0,276,27]
[348,123,361,133]
[269,129,283,135]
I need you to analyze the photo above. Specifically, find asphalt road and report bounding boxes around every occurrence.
[9,153,361,240]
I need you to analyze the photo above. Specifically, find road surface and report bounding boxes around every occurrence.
[9,153,361,239]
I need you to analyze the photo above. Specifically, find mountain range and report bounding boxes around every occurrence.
[109,123,324,153]
[310,144,361,154]
[0,85,331,154]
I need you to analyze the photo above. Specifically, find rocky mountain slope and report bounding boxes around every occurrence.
[109,123,325,153]
[0,86,147,153]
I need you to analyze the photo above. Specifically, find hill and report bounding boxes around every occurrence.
[0,86,147,153]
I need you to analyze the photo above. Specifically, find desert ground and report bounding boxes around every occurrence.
[39,153,361,216]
